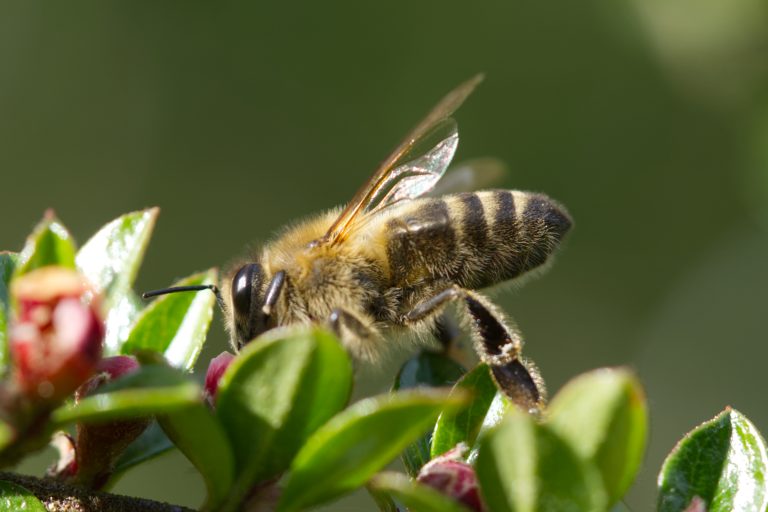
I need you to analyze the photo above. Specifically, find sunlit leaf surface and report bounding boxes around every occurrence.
[120,269,217,371]
[548,368,647,505]
[0,481,45,512]
[658,408,768,512]
[277,389,468,512]
[14,213,76,277]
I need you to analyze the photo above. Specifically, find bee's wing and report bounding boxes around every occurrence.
[427,157,508,197]
[320,74,484,245]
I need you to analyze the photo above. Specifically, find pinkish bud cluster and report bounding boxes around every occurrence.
[10,268,103,402]
[417,444,486,512]
[204,351,235,406]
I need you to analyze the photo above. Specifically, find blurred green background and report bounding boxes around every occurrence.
[1,1,767,510]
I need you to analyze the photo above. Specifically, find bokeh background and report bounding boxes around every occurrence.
[2,1,767,510]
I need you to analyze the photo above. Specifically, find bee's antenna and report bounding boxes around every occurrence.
[142,285,226,313]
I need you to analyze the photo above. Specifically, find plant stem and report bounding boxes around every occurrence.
[0,471,194,512]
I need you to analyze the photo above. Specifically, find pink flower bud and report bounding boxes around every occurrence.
[10,268,103,402]
[75,356,140,401]
[417,445,486,512]
[204,352,235,405]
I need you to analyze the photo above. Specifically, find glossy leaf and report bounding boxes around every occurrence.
[431,364,498,459]
[51,365,200,425]
[277,389,469,512]
[14,212,76,277]
[394,351,465,476]
[658,408,768,512]
[467,391,511,464]
[476,409,607,512]
[120,269,217,371]
[0,481,46,512]
[369,472,473,512]
[548,368,647,505]
[216,327,352,507]
[112,421,174,475]
[159,402,235,510]
[76,208,158,310]
[102,291,142,356]
[0,252,17,374]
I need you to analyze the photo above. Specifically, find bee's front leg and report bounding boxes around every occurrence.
[328,308,379,361]
[404,287,545,414]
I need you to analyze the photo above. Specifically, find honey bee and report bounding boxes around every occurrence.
[145,75,572,412]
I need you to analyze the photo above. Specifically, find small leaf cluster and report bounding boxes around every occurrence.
[0,209,766,512]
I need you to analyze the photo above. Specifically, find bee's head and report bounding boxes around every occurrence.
[228,262,271,349]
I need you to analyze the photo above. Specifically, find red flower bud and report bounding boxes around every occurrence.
[204,352,235,406]
[10,268,103,402]
[417,445,486,512]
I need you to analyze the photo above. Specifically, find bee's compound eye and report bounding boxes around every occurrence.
[231,263,262,318]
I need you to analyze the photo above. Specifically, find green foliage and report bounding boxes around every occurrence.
[51,365,201,425]
[14,212,76,278]
[216,327,353,508]
[0,208,767,512]
[76,208,158,355]
[0,481,46,512]
[547,368,647,505]
[158,403,235,511]
[76,208,157,311]
[120,270,217,371]
[369,472,473,512]
[393,351,465,476]
[277,389,469,512]
[476,408,608,512]
[658,408,768,512]
[0,252,17,373]
[431,363,500,459]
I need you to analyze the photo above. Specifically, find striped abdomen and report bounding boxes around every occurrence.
[384,190,572,289]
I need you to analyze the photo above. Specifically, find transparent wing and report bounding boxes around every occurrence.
[427,157,508,197]
[320,74,484,245]
[363,121,458,214]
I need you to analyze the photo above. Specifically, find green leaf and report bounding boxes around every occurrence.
[658,408,768,512]
[0,253,18,374]
[431,364,499,459]
[467,391,512,464]
[120,269,217,371]
[476,409,607,512]
[369,472,473,512]
[277,389,469,512]
[76,208,158,354]
[547,368,647,505]
[393,351,466,476]
[158,403,235,510]
[0,481,46,512]
[51,365,201,425]
[76,208,158,311]
[102,291,143,356]
[216,327,352,509]
[112,421,175,475]
[14,212,76,277]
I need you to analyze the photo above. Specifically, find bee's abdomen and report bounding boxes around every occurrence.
[385,190,572,289]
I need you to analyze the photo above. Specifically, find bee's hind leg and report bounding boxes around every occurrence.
[328,308,380,362]
[404,287,545,414]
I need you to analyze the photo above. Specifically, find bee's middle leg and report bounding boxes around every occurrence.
[328,307,379,361]
[403,287,545,413]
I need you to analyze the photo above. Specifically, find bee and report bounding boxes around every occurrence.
[145,75,572,412]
